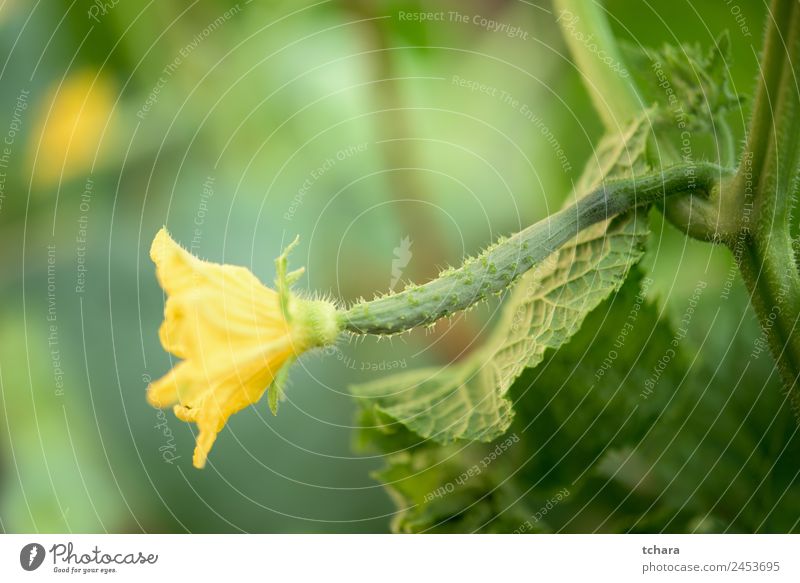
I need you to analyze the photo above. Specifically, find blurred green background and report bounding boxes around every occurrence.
[2,0,796,533]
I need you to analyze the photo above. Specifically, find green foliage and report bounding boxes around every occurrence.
[626,34,742,130]
[352,21,800,528]
[6,0,796,535]
[352,113,653,445]
[355,272,678,532]
[623,34,742,166]
[357,270,800,533]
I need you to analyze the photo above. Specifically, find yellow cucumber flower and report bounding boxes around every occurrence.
[147,228,339,468]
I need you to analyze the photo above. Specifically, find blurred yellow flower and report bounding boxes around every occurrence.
[148,228,339,468]
[28,70,116,188]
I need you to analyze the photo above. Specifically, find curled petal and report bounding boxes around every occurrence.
[150,228,203,296]
[147,361,194,408]
[192,413,223,469]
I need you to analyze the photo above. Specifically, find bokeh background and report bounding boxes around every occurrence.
[1,0,796,533]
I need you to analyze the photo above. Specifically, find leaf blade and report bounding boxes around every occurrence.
[352,113,654,444]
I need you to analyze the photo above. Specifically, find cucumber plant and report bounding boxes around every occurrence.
[344,0,800,532]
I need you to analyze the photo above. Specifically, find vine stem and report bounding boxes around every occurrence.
[341,163,726,334]
[340,0,657,337]
[734,0,800,406]
[552,0,643,130]
[555,0,740,242]
[556,0,800,404]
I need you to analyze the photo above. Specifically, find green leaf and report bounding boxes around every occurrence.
[268,357,294,416]
[625,35,741,126]
[621,36,743,168]
[595,283,800,533]
[351,113,653,444]
[370,436,534,533]
[358,271,685,533]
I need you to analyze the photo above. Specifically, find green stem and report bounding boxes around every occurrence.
[341,163,726,335]
[553,0,643,129]
[735,0,800,406]
[555,0,800,409]
[555,0,737,242]
[718,118,736,168]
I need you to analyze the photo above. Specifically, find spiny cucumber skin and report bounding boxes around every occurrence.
[341,163,726,335]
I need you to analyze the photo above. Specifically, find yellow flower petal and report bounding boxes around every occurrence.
[147,228,339,469]
[193,415,222,470]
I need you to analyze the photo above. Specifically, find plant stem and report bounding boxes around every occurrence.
[555,0,800,409]
[734,0,800,408]
[553,0,643,130]
[342,1,656,336]
[341,163,726,334]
